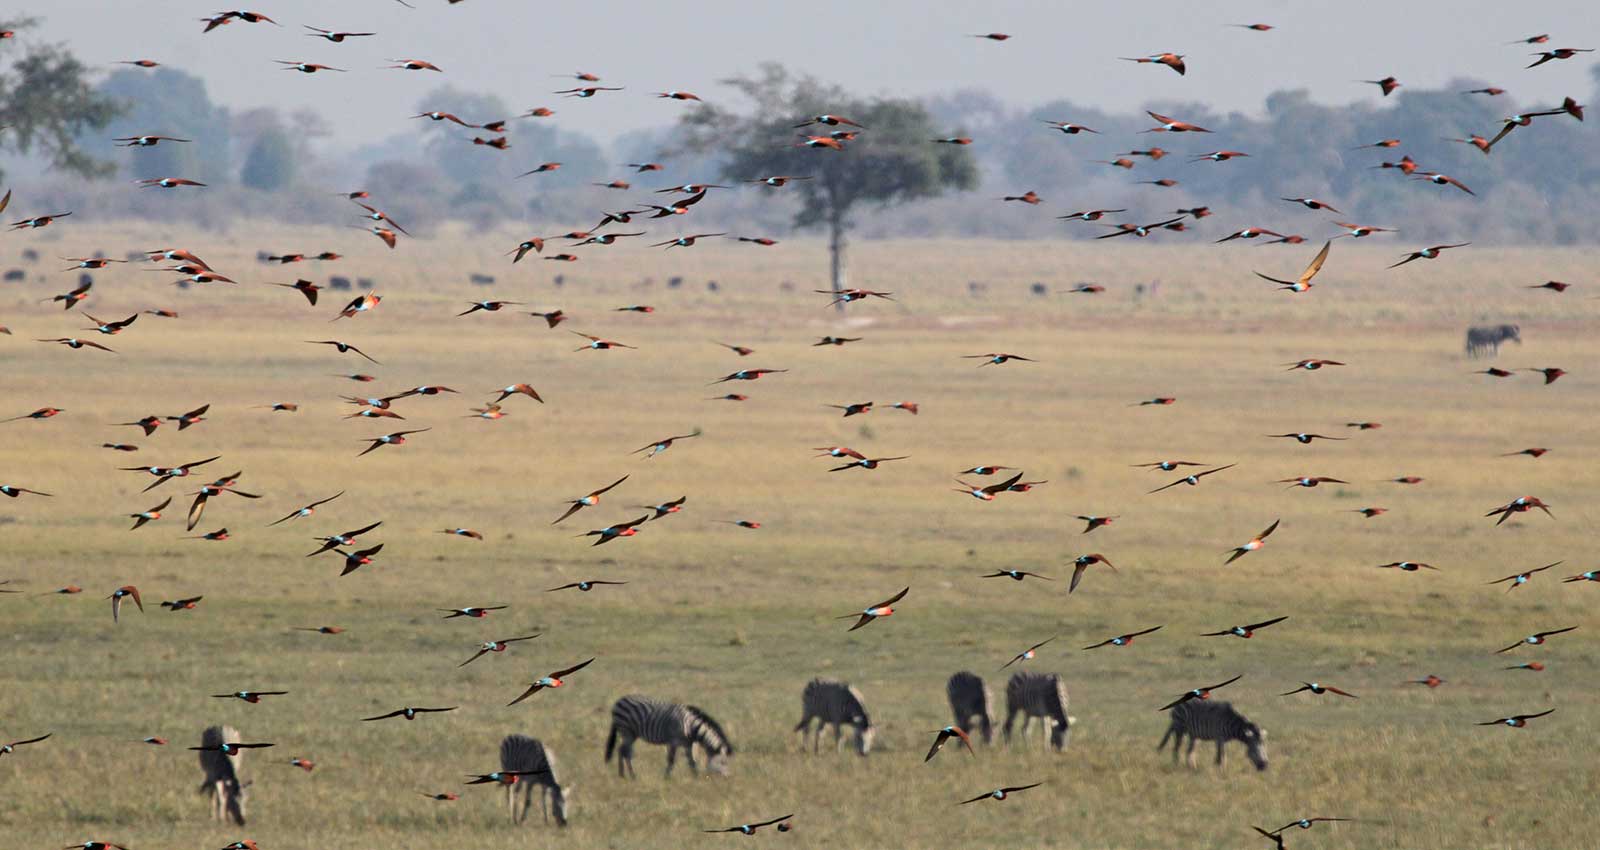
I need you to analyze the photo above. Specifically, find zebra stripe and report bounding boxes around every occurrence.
[1158,700,1268,771]
[794,678,875,755]
[604,695,733,778]
[1003,671,1072,751]
[945,671,994,745]
[1465,324,1520,358]
[499,734,567,826]
[197,725,248,825]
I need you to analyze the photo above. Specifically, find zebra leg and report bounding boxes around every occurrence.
[833,722,844,752]
[665,742,677,777]
[1185,735,1198,768]
[980,714,993,746]
[539,785,548,824]
[1002,707,1018,745]
[685,742,700,776]
[1215,739,1226,768]
[506,782,515,823]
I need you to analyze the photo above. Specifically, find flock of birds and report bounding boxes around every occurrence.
[1,6,1595,848]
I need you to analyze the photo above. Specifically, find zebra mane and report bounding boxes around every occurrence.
[685,705,733,755]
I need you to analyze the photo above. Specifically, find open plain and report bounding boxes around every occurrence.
[0,229,1595,849]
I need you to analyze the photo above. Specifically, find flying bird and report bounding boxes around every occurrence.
[1202,616,1288,639]
[507,658,597,704]
[837,586,909,631]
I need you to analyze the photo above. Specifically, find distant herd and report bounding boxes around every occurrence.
[197,671,1269,828]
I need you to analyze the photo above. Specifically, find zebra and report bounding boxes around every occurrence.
[499,734,568,826]
[946,671,995,745]
[794,678,875,755]
[1158,700,1268,771]
[1465,324,1520,358]
[196,725,250,825]
[1003,671,1073,751]
[604,695,734,778]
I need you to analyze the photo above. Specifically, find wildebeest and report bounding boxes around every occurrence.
[1465,324,1520,358]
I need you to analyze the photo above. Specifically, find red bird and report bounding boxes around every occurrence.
[1361,76,1402,96]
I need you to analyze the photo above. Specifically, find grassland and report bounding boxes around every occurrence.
[1,225,1596,849]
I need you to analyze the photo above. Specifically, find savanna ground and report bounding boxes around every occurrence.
[1,225,1596,850]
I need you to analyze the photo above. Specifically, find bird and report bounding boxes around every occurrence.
[710,368,788,384]
[1406,675,1446,689]
[464,770,544,786]
[127,497,171,530]
[704,815,795,835]
[1496,627,1578,653]
[304,25,375,42]
[1284,359,1344,371]
[458,300,522,317]
[38,337,115,352]
[0,732,51,756]
[457,634,540,667]
[573,332,637,351]
[307,340,380,364]
[1477,709,1555,728]
[361,706,458,721]
[1361,76,1402,96]
[507,659,597,704]
[552,476,630,524]
[1378,561,1438,572]
[1149,464,1236,494]
[1068,554,1116,592]
[211,690,288,704]
[1524,367,1566,385]
[924,726,975,762]
[1158,674,1243,710]
[954,471,1026,501]
[1280,476,1346,488]
[837,587,909,631]
[1224,520,1280,564]
[1001,636,1058,669]
[387,58,443,71]
[1561,570,1600,584]
[188,741,274,756]
[635,496,687,520]
[981,569,1052,582]
[1120,53,1185,75]
[267,492,344,526]
[1144,111,1211,132]
[1076,515,1118,533]
[438,606,504,618]
[547,580,627,593]
[831,456,910,472]
[1268,432,1347,444]
[1413,172,1476,196]
[306,522,383,557]
[816,288,894,306]
[331,544,384,576]
[0,484,50,498]
[1256,240,1332,292]
[1082,626,1163,650]
[114,135,190,147]
[631,430,699,458]
[1485,496,1554,525]
[357,429,430,457]
[579,515,648,546]
[959,783,1043,805]
[274,61,346,73]
[1526,48,1593,68]
[1487,562,1560,591]
[1202,616,1288,639]
[1389,244,1469,268]
[964,352,1036,366]
[1280,682,1358,698]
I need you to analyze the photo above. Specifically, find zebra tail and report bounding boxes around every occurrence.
[604,721,618,763]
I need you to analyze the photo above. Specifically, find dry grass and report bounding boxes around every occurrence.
[0,224,1595,849]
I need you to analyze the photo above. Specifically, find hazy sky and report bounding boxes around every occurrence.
[24,0,1599,150]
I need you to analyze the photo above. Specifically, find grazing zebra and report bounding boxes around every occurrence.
[1003,671,1073,751]
[794,678,875,755]
[196,725,250,825]
[604,695,734,778]
[499,734,568,826]
[1465,323,1520,358]
[1158,700,1268,771]
[946,671,995,745]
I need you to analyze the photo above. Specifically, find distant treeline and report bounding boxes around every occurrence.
[32,65,1600,244]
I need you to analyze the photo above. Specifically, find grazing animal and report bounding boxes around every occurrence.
[604,696,733,778]
[499,735,568,826]
[1158,700,1268,771]
[946,671,996,745]
[196,725,250,824]
[1465,324,1520,358]
[794,678,875,755]
[1003,671,1073,751]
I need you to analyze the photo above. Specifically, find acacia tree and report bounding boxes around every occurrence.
[679,64,977,304]
[0,17,122,183]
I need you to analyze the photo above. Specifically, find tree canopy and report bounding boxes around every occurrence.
[0,17,123,183]
[679,64,978,295]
